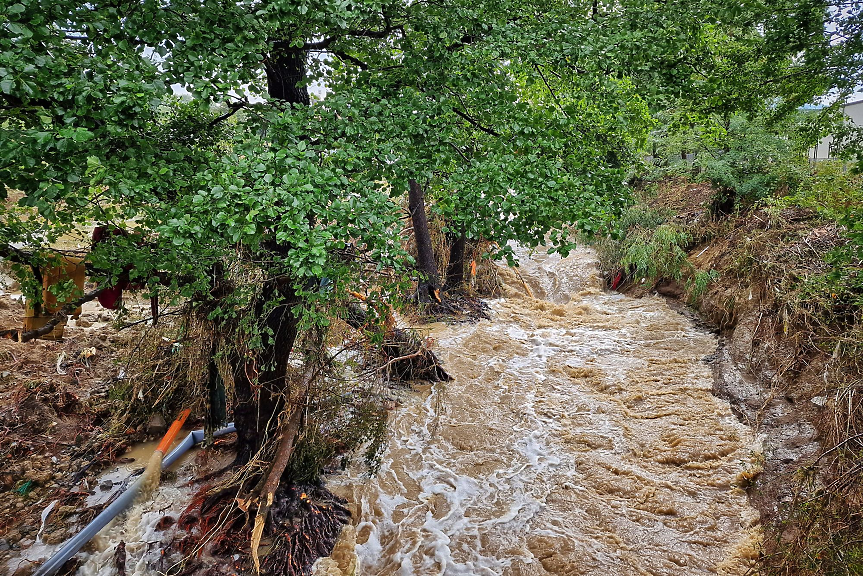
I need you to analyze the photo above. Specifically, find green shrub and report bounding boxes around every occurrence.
[696,114,810,204]
[768,160,863,220]
[621,224,691,281]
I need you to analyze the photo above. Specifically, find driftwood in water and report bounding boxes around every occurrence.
[345,302,451,382]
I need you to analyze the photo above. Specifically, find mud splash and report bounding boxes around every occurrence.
[326,246,762,576]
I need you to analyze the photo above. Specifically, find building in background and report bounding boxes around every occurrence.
[810,99,863,161]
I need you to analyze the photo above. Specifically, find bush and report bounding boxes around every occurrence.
[593,203,719,296]
[621,224,691,282]
[642,110,817,206]
[697,114,810,204]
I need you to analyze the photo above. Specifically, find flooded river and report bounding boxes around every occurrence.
[9,246,760,576]
[325,246,761,576]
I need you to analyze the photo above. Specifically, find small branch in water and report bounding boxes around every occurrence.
[378,346,427,372]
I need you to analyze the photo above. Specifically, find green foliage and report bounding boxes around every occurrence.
[644,111,817,205]
[593,204,693,283]
[697,114,811,203]
[687,269,720,301]
[594,200,721,297]
[621,224,691,282]
[769,161,863,221]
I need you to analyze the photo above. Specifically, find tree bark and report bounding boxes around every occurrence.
[233,280,301,465]
[408,179,441,303]
[233,43,310,463]
[266,42,311,105]
[444,229,466,290]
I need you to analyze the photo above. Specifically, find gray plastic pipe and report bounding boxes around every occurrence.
[34,423,236,576]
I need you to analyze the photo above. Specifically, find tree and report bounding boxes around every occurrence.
[1,0,656,569]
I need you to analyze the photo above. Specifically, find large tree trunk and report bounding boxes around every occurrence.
[233,280,301,464]
[233,43,310,464]
[408,179,441,303]
[266,42,311,105]
[444,229,466,290]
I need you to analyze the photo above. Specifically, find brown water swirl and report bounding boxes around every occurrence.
[326,245,762,576]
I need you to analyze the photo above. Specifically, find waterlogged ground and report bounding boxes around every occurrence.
[324,246,762,576]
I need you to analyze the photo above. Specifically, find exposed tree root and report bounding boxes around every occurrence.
[171,482,350,576]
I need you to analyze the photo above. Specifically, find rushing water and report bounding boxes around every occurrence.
[324,246,761,576]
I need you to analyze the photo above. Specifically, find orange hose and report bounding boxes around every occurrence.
[156,408,190,453]
[348,290,367,301]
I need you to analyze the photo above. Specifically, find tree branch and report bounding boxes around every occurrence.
[535,63,567,117]
[209,101,246,127]
[452,107,500,136]
[303,22,403,51]
[0,244,43,288]
[332,50,369,70]
[0,286,108,342]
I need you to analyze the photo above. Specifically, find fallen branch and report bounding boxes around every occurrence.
[377,345,427,372]
[344,301,451,381]
[0,286,108,342]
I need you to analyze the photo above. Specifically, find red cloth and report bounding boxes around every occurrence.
[97,285,124,310]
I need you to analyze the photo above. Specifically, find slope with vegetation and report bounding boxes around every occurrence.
[596,109,863,574]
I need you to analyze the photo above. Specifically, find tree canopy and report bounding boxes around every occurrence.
[0,0,662,308]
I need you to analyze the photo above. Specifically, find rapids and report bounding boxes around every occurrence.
[324,246,761,576]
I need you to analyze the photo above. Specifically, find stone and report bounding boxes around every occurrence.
[99,479,114,491]
[146,413,167,435]
[0,539,9,551]
[31,471,53,485]
[43,530,66,545]
[155,516,175,531]
[75,318,92,328]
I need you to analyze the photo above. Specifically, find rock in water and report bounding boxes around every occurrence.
[146,413,167,435]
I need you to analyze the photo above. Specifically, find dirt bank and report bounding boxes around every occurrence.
[608,177,861,572]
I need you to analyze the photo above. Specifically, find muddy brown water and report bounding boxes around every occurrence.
[8,246,761,576]
[5,436,228,576]
[325,246,761,576]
